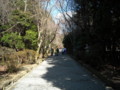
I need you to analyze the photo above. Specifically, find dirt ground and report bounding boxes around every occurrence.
[100,65,120,90]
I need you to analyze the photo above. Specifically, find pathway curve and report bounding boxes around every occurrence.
[7,55,105,90]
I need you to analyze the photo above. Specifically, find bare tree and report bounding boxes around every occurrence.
[23,0,27,12]
[0,0,12,25]
[0,0,59,60]
[31,0,59,60]
[54,0,78,53]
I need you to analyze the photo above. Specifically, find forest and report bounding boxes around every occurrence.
[0,0,59,73]
[0,0,120,89]
[63,0,120,89]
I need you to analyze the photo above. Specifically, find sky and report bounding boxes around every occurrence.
[46,0,75,23]
[47,0,60,19]
[44,0,76,34]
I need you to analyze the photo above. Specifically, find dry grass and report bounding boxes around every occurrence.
[0,46,36,73]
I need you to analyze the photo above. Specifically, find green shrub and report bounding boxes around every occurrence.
[24,30,37,50]
[1,32,25,50]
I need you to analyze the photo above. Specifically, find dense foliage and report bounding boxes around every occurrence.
[1,32,25,50]
[63,0,120,67]
[0,2,38,50]
[0,0,58,73]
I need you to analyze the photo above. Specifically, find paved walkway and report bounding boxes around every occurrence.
[8,55,105,90]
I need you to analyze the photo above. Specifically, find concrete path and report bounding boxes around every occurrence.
[7,55,106,90]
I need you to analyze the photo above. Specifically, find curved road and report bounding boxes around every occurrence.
[8,55,106,90]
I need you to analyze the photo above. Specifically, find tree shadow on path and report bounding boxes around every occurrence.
[41,55,105,90]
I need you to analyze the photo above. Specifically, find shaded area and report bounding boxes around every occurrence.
[9,55,105,90]
[62,1,120,89]
[40,55,105,90]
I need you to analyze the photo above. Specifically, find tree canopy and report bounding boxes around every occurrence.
[63,0,120,67]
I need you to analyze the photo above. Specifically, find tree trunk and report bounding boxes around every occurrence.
[24,0,27,12]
